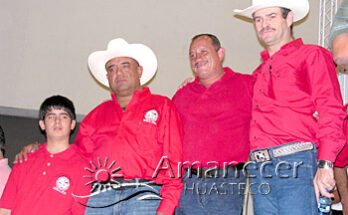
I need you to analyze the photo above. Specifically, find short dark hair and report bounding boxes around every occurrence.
[39,95,76,121]
[280,7,293,32]
[280,7,291,19]
[0,126,6,157]
[191,34,221,51]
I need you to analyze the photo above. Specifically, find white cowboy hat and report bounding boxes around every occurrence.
[88,38,157,87]
[234,0,309,22]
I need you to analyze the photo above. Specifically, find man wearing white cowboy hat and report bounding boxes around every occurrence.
[76,38,183,215]
[235,0,346,214]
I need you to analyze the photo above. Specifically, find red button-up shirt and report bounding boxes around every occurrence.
[75,87,183,215]
[250,39,346,162]
[173,67,253,167]
[0,144,90,215]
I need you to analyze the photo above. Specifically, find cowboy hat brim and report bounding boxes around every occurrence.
[88,38,157,87]
[234,0,309,22]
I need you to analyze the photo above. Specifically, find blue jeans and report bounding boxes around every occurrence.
[84,184,162,215]
[175,168,246,215]
[248,143,318,215]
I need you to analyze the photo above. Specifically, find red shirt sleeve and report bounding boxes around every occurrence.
[155,100,183,215]
[75,113,97,157]
[306,48,346,162]
[71,168,91,214]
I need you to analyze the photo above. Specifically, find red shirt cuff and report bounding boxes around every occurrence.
[157,199,176,215]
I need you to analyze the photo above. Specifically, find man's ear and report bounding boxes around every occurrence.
[70,120,76,130]
[286,11,294,27]
[217,47,225,62]
[39,120,45,131]
[137,66,143,79]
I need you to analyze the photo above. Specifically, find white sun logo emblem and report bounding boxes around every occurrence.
[56,176,70,191]
[143,109,158,125]
[84,157,124,192]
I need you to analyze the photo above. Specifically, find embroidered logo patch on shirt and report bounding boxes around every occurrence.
[53,176,70,195]
[143,109,158,125]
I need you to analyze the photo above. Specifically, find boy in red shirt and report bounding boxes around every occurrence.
[0,95,90,215]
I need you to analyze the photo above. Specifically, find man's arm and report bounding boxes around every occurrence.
[13,143,40,163]
[0,209,10,215]
[335,166,348,215]
[154,100,183,215]
[74,110,100,157]
[306,47,346,199]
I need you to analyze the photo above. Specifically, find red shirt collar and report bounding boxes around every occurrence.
[193,67,235,89]
[111,87,150,104]
[40,143,77,160]
[260,38,304,61]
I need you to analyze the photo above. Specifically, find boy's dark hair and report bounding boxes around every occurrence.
[0,126,6,157]
[191,33,221,52]
[39,95,76,121]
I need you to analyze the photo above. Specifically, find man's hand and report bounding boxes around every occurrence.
[177,78,194,90]
[312,111,319,120]
[313,167,335,201]
[0,208,11,215]
[13,142,40,163]
[156,212,166,215]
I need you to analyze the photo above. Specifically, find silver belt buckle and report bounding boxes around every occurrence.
[252,149,271,162]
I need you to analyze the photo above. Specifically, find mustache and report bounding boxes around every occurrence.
[260,27,276,33]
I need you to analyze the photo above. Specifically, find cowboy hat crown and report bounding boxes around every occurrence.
[234,0,309,22]
[88,38,158,87]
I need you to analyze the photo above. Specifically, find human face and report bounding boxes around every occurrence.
[253,7,293,49]
[189,36,224,80]
[39,108,76,141]
[105,57,143,96]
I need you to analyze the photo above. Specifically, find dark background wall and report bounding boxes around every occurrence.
[0,115,80,167]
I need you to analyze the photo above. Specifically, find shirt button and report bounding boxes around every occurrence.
[277,75,280,78]
[256,104,259,108]
[253,120,256,123]
[50,155,54,158]
[259,89,262,92]
[254,136,257,139]
[47,163,51,166]
[43,171,46,175]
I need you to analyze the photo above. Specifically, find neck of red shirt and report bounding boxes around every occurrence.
[46,140,70,154]
[267,37,294,57]
[199,70,225,88]
[115,86,143,109]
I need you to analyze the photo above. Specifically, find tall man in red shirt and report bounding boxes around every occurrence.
[235,0,346,214]
[173,34,254,214]
[80,38,183,215]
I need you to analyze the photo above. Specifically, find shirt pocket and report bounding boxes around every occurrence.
[136,121,160,151]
